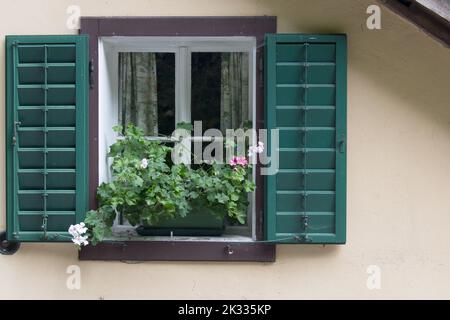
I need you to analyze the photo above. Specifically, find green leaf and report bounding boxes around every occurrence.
[236,214,246,224]
[230,194,239,201]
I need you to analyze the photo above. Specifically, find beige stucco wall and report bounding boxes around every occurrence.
[0,0,449,299]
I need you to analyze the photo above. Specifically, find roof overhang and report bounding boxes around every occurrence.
[378,0,450,47]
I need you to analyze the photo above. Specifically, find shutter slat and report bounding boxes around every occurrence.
[18,211,76,216]
[17,190,76,194]
[18,147,76,152]
[6,35,89,242]
[18,63,76,67]
[18,105,76,109]
[18,127,76,131]
[265,34,346,244]
[17,84,76,89]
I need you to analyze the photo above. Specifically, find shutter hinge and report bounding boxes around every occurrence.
[89,59,94,89]
[338,136,345,153]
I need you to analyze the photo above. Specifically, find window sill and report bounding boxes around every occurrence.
[79,240,275,262]
[78,220,275,262]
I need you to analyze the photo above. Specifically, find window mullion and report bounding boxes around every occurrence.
[176,46,191,124]
[175,46,192,164]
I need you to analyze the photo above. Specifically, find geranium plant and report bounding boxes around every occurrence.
[75,125,263,246]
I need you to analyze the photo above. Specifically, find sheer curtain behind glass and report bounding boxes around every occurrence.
[220,52,249,131]
[119,51,249,137]
[119,52,158,136]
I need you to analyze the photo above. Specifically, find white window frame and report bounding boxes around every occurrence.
[98,36,257,241]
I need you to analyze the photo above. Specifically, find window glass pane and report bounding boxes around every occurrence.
[118,52,175,136]
[191,52,250,134]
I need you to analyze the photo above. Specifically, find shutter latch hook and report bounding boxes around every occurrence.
[41,214,48,240]
[12,121,21,145]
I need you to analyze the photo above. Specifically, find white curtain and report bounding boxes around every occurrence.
[119,52,158,135]
[220,52,249,131]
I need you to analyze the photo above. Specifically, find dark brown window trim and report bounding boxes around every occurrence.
[79,241,275,262]
[79,16,277,262]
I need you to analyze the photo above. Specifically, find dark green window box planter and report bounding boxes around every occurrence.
[136,207,226,237]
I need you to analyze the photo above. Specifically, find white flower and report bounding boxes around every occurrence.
[68,223,89,247]
[140,158,149,169]
[74,222,87,234]
[257,141,264,152]
[68,225,77,236]
[248,141,265,157]
[72,235,89,246]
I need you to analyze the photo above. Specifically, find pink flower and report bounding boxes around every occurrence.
[229,156,248,167]
[229,157,239,166]
[236,156,248,166]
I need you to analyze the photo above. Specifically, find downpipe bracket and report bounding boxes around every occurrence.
[0,231,21,255]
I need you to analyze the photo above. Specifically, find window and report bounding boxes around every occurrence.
[99,37,257,240]
[5,17,346,261]
[80,17,279,261]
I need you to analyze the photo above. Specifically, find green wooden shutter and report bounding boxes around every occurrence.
[6,35,89,242]
[265,34,346,244]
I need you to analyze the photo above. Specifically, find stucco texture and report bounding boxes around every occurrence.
[1,0,449,299]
